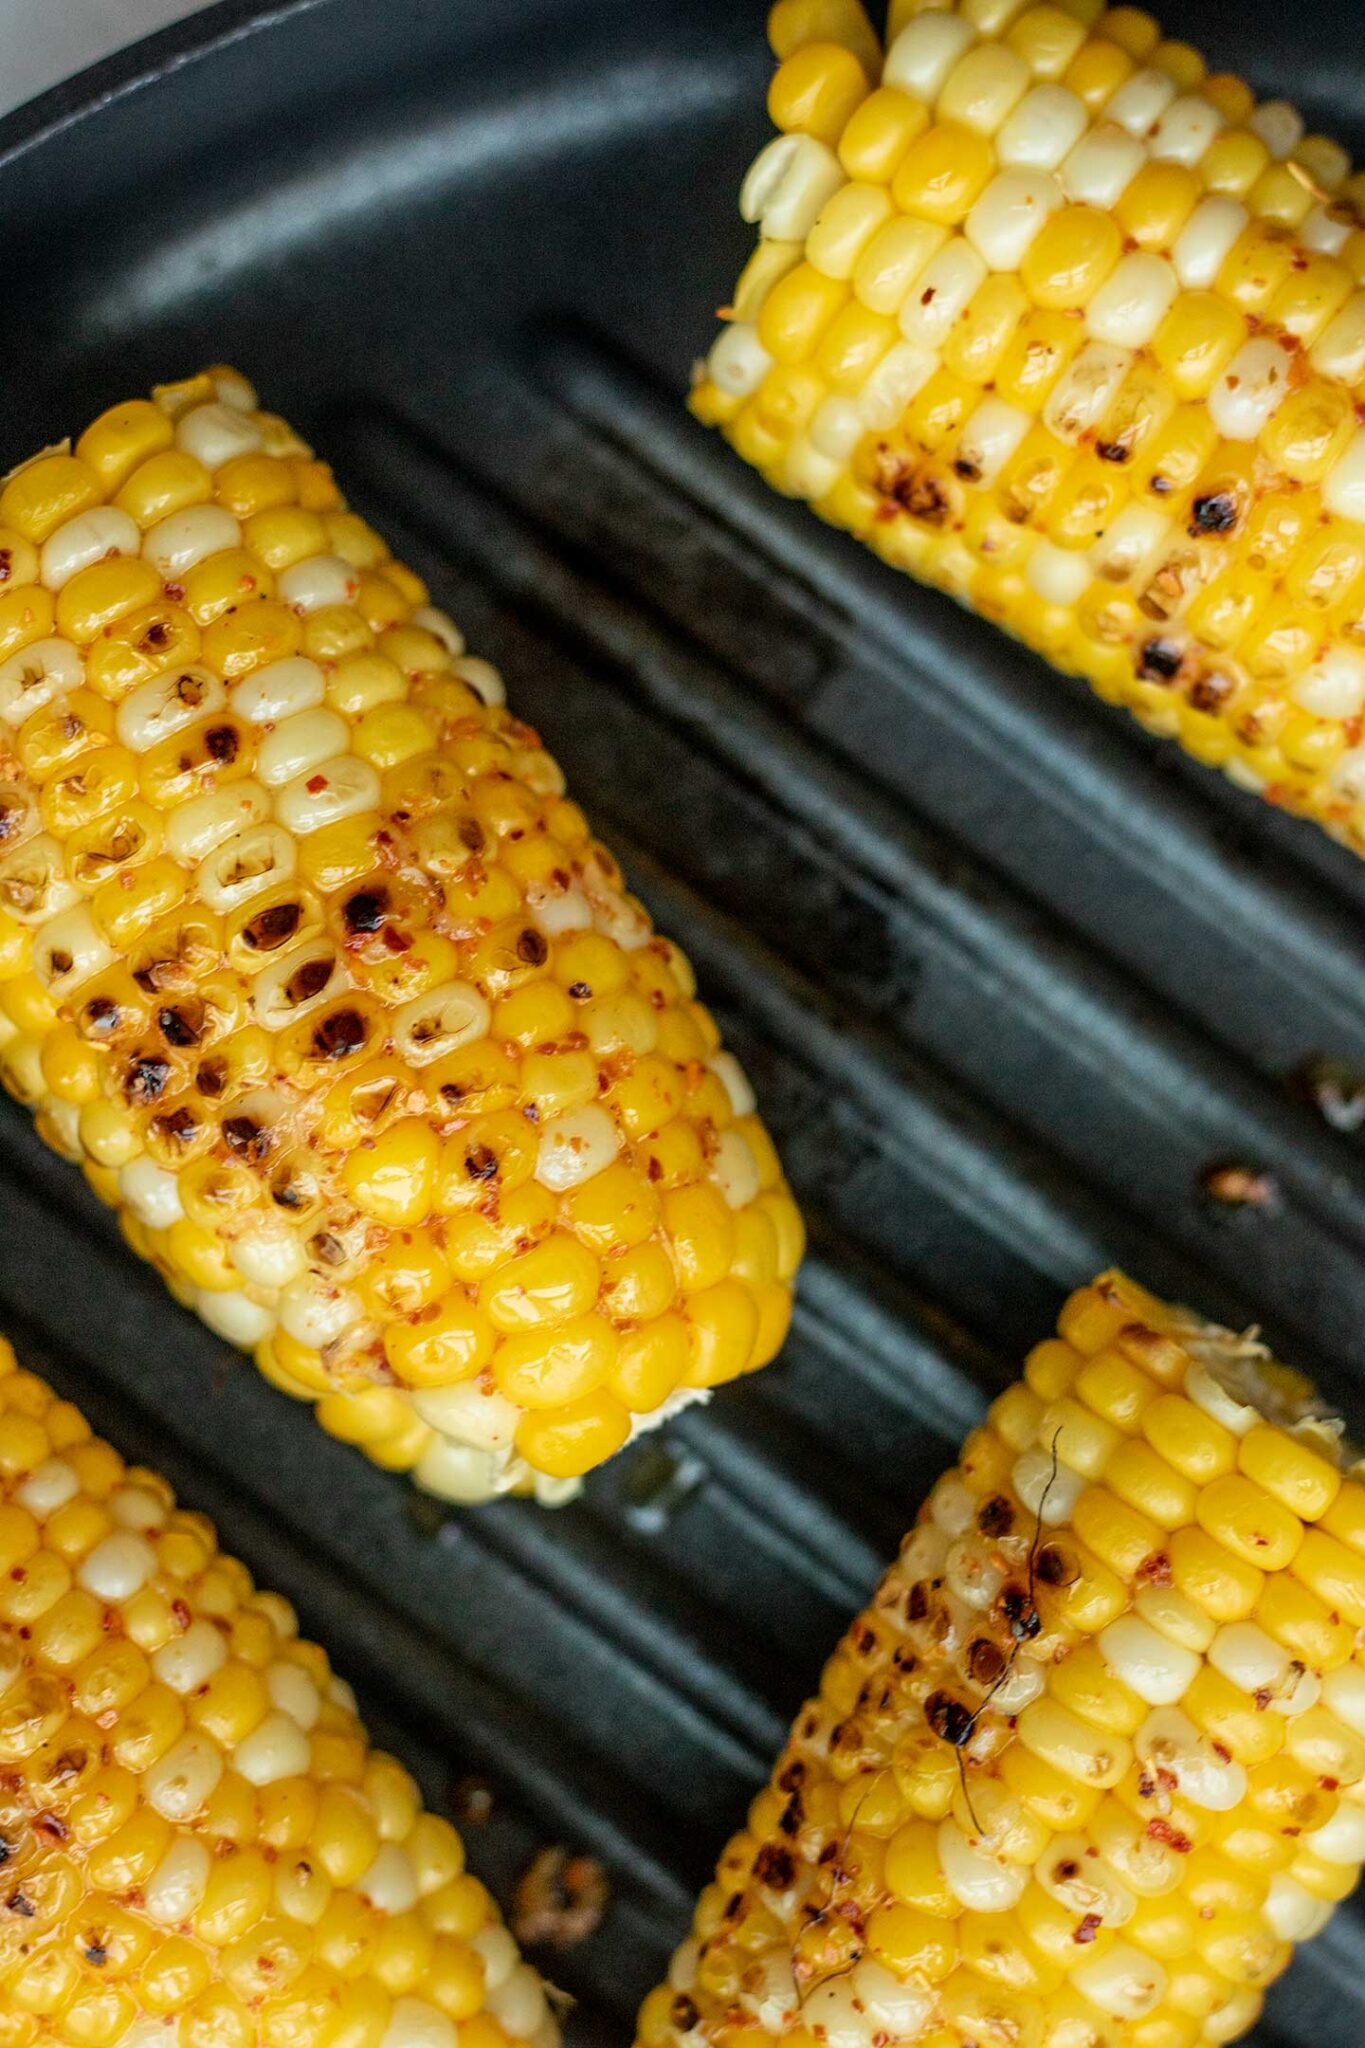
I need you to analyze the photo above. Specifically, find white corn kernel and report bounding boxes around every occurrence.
[884,11,977,99]
[78,1530,156,1601]
[1323,427,1365,521]
[118,1155,184,1230]
[256,708,350,787]
[1319,1663,1365,1735]
[273,754,380,834]
[0,638,83,728]
[0,833,79,925]
[938,1820,1028,1911]
[196,823,297,914]
[1044,341,1132,443]
[850,1961,934,2041]
[1070,1943,1167,2022]
[142,503,241,581]
[176,401,265,469]
[808,394,868,462]
[195,1288,276,1346]
[995,83,1089,169]
[359,1843,420,1915]
[1090,503,1171,584]
[1301,203,1354,256]
[145,1734,224,1820]
[1293,648,1365,719]
[898,239,988,349]
[525,880,592,936]
[278,1273,363,1349]
[782,436,842,501]
[1209,337,1293,439]
[232,1707,311,1785]
[741,133,846,241]
[32,906,116,994]
[416,1440,512,1504]
[1264,1872,1334,1941]
[16,1459,79,1521]
[930,1473,976,1536]
[212,367,259,412]
[452,655,505,708]
[711,1128,762,1211]
[1136,1705,1247,1810]
[1026,539,1093,607]
[277,552,361,614]
[1171,196,1249,289]
[1304,1803,1365,1864]
[1249,98,1304,160]
[1106,68,1179,136]
[414,1380,521,1452]
[965,169,1061,269]
[856,340,938,428]
[708,1051,756,1118]
[411,605,465,657]
[145,1837,211,1925]
[535,1104,621,1192]
[392,981,491,1065]
[1099,1615,1200,1703]
[1059,121,1146,207]
[1183,1355,1260,1433]
[154,1619,229,1693]
[707,323,774,399]
[116,664,226,753]
[1085,253,1178,348]
[1038,1835,1135,1924]
[230,654,326,724]
[40,506,141,591]
[381,2001,457,2048]
[957,390,1032,481]
[165,779,269,865]
[266,1663,321,1730]
[229,1225,307,1298]
[1149,95,1224,165]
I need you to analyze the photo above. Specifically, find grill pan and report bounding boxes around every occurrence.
[3,2,1365,2040]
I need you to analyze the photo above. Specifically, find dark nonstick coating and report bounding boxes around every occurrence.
[4,3,1365,2039]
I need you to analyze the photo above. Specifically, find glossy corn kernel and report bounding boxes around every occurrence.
[695,0,1365,859]
[0,371,802,1505]
[0,1334,555,2048]
[636,1272,1365,2048]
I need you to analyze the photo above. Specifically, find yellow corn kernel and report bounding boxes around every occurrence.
[1197,1474,1304,1572]
[891,122,997,225]
[0,453,103,543]
[76,400,175,492]
[513,1390,631,1478]
[114,449,213,526]
[1238,1424,1340,1523]
[839,86,931,181]
[769,41,871,145]
[1021,204,1123,307]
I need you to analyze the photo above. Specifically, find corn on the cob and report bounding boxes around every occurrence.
[0,1332,557,2048]
[636,1270,1365,2048]
[0,370,803,1505]
[695,0,1365,851]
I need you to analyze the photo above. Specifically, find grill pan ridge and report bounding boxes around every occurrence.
[3,2,1365,2040]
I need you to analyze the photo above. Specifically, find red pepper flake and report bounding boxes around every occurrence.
[306,774,328,794]
[1145,1817,1192,1853]
[1074,1914,1102,1945]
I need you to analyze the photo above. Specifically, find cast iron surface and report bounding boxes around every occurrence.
[2,2,1365,2039]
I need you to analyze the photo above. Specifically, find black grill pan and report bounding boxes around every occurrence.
[3,3,1365,2041]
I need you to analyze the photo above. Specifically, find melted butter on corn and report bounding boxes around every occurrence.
[637,1271,1365,2048]
[0,1333,556,2048]
[695,0,1365,851]
[0,370,803,1504]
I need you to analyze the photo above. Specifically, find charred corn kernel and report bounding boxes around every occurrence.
[696,1,1365,859]
[0,1338,551,2039]
[0,372,798,1505]
[639,1270,1365,2048]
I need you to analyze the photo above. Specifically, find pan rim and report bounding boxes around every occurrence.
[0,0,334,173]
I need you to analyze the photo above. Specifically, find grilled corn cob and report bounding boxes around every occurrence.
[695,0,1365,850]
[0,370,803,1505]
[0,1333,557,2048]
[637,1270,1365,2048]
